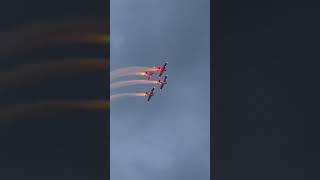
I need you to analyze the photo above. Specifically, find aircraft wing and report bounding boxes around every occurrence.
[159,76,168,89]
[163,75,168,82]
[146,87,155,101]
[150,87,155,93]
[158,62,168,77]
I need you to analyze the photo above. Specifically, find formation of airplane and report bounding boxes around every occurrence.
[143,59,169,102]
[144,71,154,80]
[156,62,168,77]
[157,75,168,90]
[145,87,155,101]
[144,61,167,80]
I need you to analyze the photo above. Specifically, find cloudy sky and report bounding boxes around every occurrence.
[110,0,210,179]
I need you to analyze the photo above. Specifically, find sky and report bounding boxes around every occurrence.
[110,0,210,179]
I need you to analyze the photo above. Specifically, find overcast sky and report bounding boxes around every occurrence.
[110,0,210,179]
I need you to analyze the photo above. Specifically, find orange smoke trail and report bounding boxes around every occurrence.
[102,34,110,44]
[110,93,146,102]
[110,66,158,81]
[110,80,159,90]
[0,99,109,122]
[0,58,108,92]
[0,16,109,58]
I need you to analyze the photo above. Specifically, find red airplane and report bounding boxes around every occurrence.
[157,75,168,90]
[156,62,168,77]
[145,87,155,101]
[144,71,154,80]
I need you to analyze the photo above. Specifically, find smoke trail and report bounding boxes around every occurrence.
[0,16,109,58]
[103,34,110,44]
[111,80,158,90]
[110,66,157,81]
[0,58,108,92]
[0,99,109,122]
[110,93,146,102]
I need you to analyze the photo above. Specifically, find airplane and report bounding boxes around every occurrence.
[156,62,168,77]
[157,75,168,90]
[144,71,154,80]
[145,87,155,101]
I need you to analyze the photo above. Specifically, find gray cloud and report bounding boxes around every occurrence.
[111,0,210,179]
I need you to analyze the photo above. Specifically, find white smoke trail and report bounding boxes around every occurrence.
[110,80,158,90]
[0,99,109,122]
[110,93,146,102]
[110,66,157,81]
[0,16,108,58]
[0,58,107,93]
